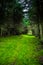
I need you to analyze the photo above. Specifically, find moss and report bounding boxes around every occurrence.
[0,35,41,65]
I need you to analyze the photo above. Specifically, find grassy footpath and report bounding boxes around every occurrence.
[0,35,43,65]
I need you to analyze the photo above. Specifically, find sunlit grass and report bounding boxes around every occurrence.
[0,35,42,65]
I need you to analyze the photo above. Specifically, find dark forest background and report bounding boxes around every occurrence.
[0,0,43,40]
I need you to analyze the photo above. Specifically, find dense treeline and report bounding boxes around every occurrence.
[0,0,43,38]
[0,0,23,36]
[29,0,43,39]
[0,0,30,36]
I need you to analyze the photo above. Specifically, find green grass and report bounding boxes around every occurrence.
[0,35,43,65]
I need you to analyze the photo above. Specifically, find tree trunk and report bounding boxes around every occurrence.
[39,23,42,40]
[40,22,43,40]
[37,23,40,39]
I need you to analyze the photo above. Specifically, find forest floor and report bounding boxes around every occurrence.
[0,34,43,65]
